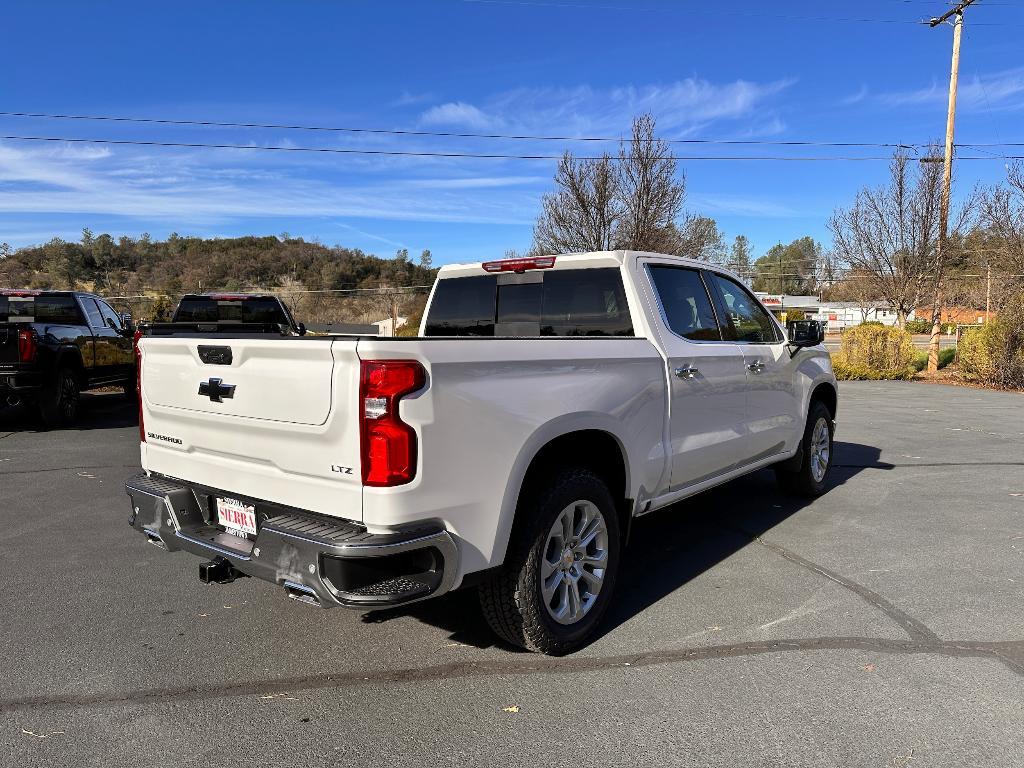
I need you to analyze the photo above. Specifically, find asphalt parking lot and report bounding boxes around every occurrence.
[1,382,1022,768]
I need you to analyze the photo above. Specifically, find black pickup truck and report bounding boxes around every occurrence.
[0,290,136,426]
[171,293,304,335]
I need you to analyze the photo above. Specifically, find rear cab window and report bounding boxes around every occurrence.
[174,296,291,326]
[0,293,84,325]
[424,268,633,337]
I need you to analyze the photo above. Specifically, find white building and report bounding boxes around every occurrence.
[810,303,902,331]
[372,316,409,336]
[752,293,904,331]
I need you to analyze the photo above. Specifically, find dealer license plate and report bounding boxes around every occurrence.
[216,497,257,538]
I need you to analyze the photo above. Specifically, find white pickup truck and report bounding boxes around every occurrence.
[125,251,837,654]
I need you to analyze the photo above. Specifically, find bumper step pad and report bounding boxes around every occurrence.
[125,473,458,608]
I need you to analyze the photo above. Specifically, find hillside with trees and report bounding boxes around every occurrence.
[0,233,437,324]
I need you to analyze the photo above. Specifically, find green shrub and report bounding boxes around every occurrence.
[394,307,424,337]
[905,318,932,334]
[833,324,916,380]
[912,346,956,372]
[957,294,1024,389]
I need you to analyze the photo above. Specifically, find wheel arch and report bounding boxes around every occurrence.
[809,380,838,421]
[491,418,634,568]
[54,345,87,387]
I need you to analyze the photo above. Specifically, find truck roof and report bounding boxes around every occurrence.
[1,288,106,299]
[182,292,280,300]
[435,250,736,279]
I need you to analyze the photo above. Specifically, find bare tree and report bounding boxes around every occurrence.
[823,267,884,323]
[978,163,1024,305]
[728,234,753,278]
[614,114,685,252]
[532,152,619,254]
[532,114,686,255]
[672,215,727,263]
[829,150,971,327]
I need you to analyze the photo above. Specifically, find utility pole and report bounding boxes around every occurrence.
[777,243,783,295]
[985,262,991,323]
[926,0,976,371]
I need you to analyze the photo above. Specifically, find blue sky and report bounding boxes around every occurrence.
[3,0,1024,266]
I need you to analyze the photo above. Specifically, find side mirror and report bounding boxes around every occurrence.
[787,320,825,348]
[296,322,306,336]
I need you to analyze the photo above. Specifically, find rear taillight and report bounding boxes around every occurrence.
[359,360,426,487]
[134,330,145,442]
[17,329,37,363]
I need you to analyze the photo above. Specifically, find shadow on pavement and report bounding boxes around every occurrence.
[0,391,138,432]
[375,441,889,651]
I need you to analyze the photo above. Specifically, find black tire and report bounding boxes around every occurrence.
[122,373,138,401]
[479,467,621,655]
[775,401,834,497]
[37,366,81,428]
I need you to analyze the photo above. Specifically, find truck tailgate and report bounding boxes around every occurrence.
[139,336,364,520]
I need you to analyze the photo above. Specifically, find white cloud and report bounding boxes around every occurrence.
[420,76,794,137]
[0,74,797,237]
[399,175,546,189]
[334,222,407,249]
[879,67,1024,111]
[420,102,498,130]
[840,85,869,106]
[0,141,537,226]
[392,90,435,107]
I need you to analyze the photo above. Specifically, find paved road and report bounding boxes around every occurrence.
[824,335,957,352]
[1,383,1022,768]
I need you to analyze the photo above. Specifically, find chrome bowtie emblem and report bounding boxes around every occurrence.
[198,377,236,402]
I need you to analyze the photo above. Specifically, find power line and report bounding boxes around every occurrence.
[0,111,918,149]
[109,285,434,299]
[5,134,1023,161]
[460,0,1017,25]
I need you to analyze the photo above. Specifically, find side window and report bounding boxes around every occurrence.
[648,265,721,341]
[708,273,780,343]
[81,298,105,330]
[541,268,633,337]
[96,299,122,330]
[423,275,497,336]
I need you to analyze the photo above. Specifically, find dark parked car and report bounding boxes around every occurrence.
[0,289,136,426]
[171,293,304,334]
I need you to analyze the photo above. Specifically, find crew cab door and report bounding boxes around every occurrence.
[704,272,800,462]
[83,297,133,384]
[642,261,748,490]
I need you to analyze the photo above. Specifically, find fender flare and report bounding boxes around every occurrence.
[52,344,86,384]
[489,412,633,568]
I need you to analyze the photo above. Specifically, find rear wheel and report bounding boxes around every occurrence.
[122,373,137,401]
[775,401,834,497]
[37,367,81,428]
[479,468,621,655]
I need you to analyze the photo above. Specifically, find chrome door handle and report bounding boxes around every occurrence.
[674,366,699,379]
[747,361,765,373]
